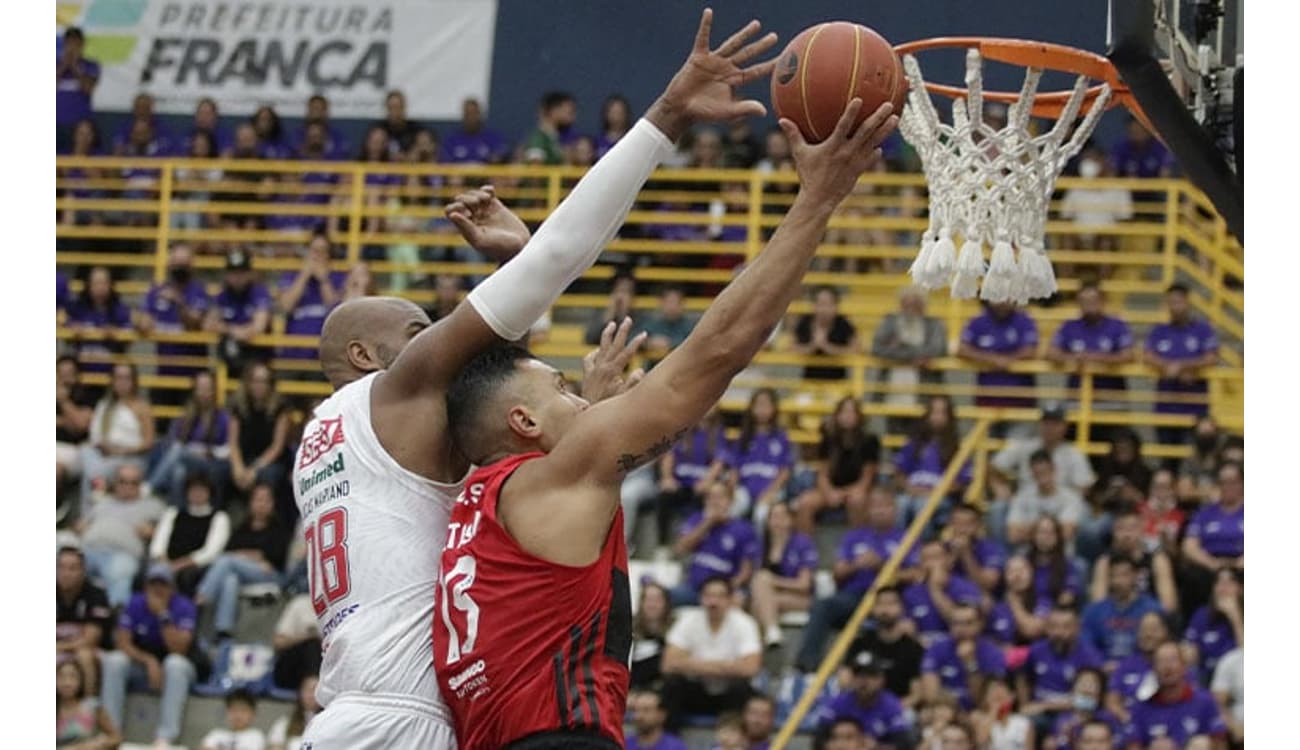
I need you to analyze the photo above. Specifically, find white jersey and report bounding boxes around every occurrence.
[293,372,464,710]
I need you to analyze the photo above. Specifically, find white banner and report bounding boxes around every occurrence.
[61,0,498,119]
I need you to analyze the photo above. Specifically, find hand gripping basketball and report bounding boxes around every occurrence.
[779,98,899,205]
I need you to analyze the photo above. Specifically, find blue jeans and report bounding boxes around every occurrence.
[83,546,140,608]
[100,650,195,742]
[795,589,862,673]
[148,443,230,508]
[986,498,1011,548]
[196,554,282,635]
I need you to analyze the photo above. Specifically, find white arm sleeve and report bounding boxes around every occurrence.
[467,118,676,340]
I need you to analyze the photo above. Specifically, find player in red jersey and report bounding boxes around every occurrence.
[433,47,900,750]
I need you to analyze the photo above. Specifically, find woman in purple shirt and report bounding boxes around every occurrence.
[147,371,232,508]
[892,396,971,530]
[750,502,819,647]
[989,555,1050,650]
[670,481,759,606]
[277,231,344,361]
[67,266,134,376]
[1028,517,1084,610]
[728,388,794,520]
[1183,568,1242,684]
[656,407,728,546]
[596,95,632,159]
[59,120,106,227]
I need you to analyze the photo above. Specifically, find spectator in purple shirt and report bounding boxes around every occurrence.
[920,604,1007,709]
[1105,611,1173,723]
[892,395,972,531]
[989,555,1051,648]
[1044,668,1124,750]
[137,243,211,385]
[1144,284,1220,449]
[183,97,232,156]
[814,649,915,748]
[727,388,794,519]
[750,502,819,647]
[1110,117,1175,179]
[294,94,349,159]
[252,105,292,160]
[99,563,203,747]
[654,406,728,547]
[626,690,689,750]
[958,301,1039,416]
[794,396,880,534]
[58,121,107,228]
[741,695,776,750]
[112,93,170,155]
[1180,461,1244,611]
[1028,517,1085,610]
[596,94,633,159]
[1017,604,1104,736]
[277,230,344,361]
[944,503,1005,593]
[442,97,510,164]
[147,371,231,508]
[1182,568,1242,684]
[670,481,759,606]
[205,249,273,375]
[56,28,99,151]
[1124,642,1227,750]
[903,540,986,644]
[795,488,920,672]
[1045,281,1135,409]
[67,266,133,375]
[1081,557,1163,665]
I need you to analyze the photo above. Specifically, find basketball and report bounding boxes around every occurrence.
[770,21,907,143]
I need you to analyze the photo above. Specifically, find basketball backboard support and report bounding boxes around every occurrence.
[1107,0,1242,241]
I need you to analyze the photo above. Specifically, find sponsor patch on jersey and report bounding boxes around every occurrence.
[299,416,345,468]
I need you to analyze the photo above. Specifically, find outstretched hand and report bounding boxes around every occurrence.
[581,318,647,404]
[444,185,532,262]
[779,99,899,205]
[649,8,780,140]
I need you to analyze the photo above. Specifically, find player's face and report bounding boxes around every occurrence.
[514,359,589,452]
[362,301,433,372]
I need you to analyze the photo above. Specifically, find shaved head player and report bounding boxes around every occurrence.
[292,9,780,748]
[433,84,899,750]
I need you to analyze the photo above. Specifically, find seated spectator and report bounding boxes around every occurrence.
[294,94,348,158]
[813,649,914,748]
[669,481,758,607]
[1180,462,1244,612]
[441,97,509,164]
[276,230,344,361]
[821,717,871,750]
[1059,148,1133,253]
[920,603,1006,710]
[661,577,760,731]
[150,473,232,596]
[595,94,632,159]
[727,388,795,520]
[1072,719,1117,750]
[1139,468,1186,553]
[915,695,962,750]
[903,541,986,646]
[794,397,880,534]
[67,266,133,376]
[892,395,972,531]
[1106,611,1174,723]
[640,285,697,365]
[870,286,948,416]
[206,249,273,375]
[76,463,166,607]
[57,356,96,503]
[200,688,266,750]
[585,271,638,345]
[847,586,926,708]
[1089,508,1179,613]
[195,483,292,641]
[60,121,109,228]
[271,594,322,692]
[970,676,1034,750]
[56,661,120,748]
[1125,643,1227,750]
[1210,646,1243,748]
[626,689,689,750]
[989,404,1095,539]
[1180,416,1227,491]
[741,694,776,750]
[172,131,225,233]
[631,582,673,692]
[1006,450,1086,548]
[228,362,292,512]
[252,105,291,159]
[566,134,597,167]
[750,501,818,647]
[1016,604,1104,737]
[522,91,576,165]
[790,286,859,381]
[100,563,204,748]
[988,555,1050,647]
[376,89,422,154]
[1092,428,1152,505]
[184,97,232,155]
[651,406,728,549]
[1081,557,1163,665]
[148,370,231,508]
[754,125,792,174]
[713,713,747,750]
[1026,517,1085,609]
[269,674,321,750]
[935,720,978,750]
[56,547,113,691]
[795,489,919,672]
[137,243,211,387]
[78,363,155,511]
[1183,568,1243,684]
[1042,668,1124,750]
[944,503,1005,594]
[1144,284,1220,449]
[957,301,1039,416]
[1111,117,1175,180]
[722,119,761,167]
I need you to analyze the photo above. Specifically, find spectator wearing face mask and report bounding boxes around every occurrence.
[1060,145,1133,253]
[137,244,211,398]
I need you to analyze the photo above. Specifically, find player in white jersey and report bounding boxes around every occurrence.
[292,11,778,747]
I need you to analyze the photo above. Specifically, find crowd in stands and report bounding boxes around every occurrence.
[55,26,1242,750]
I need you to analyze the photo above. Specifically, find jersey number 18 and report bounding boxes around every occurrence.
[306,507,352,616]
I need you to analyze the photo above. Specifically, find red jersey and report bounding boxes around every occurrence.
[433,453,632,750]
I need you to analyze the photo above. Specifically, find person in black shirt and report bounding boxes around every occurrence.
[794,396,881,534]
[193,483,291,640]
[57,547,113,691]
[847,585,925,708]
[56,356,97,519]
[791,286,859,381]
[228,362,292,514]
[376,89,422,155]
[629,581,673,691]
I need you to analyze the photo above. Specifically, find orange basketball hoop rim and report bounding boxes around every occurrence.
[892,37,1154,132]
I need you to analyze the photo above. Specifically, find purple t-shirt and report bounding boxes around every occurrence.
[671,426,726,490]
[1145,319,1219,415]
[921,636,1007,708]
[442,128,510,164]
[813,688,912,740]
[952,538,1005,585]
[1052,315,1134,393]
[1032,560,1084,606]
[626,733,689,750]
[68,299,134,374]
[1127,687,1226,747]
[902,575,983,640]
[986,597,1053,645]
[1081,594,1163,661]
[215,283,273,328]
[1184,606,1237,680]
[181,127,233,156]
[1184,502,1244,558]
[961,310,1039,407]
[278,271,345,358]
[769,532,819,579]
[170,410,231,451]
[1049,709,1124,749]
[1110,138,1175,178]
[293,125,350,160]
[56,56,100,126]
[57,272,72,314]
[838,527,919,595]
[1108,652,1154,710]
[1024,638,1105,703]
[119,592,197,658]
[143,281,211,371]
[680,513,760,591]
[893,439,972,492]
[728,429,794,502]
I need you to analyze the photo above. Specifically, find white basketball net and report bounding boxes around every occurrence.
[898,49,1112,303]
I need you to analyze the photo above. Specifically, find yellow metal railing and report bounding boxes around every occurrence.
[770,418,993,749]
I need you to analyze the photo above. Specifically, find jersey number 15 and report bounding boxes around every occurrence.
[440,555,481,664]
[305,507,352,616]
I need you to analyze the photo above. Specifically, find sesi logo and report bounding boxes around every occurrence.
[299,416,346,468]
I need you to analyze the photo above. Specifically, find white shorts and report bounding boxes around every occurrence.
[302,692,458,750]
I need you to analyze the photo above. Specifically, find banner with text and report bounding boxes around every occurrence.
[60,0,498,119]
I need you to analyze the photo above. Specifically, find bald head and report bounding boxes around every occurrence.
[319,297,431,389]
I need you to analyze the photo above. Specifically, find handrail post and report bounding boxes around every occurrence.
[215,359,229,407]
[346,167,364,265]
[547,170,562,214]
[1162,184,1178,286]
[154,163,174,283]
[1077,367,1094,451]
